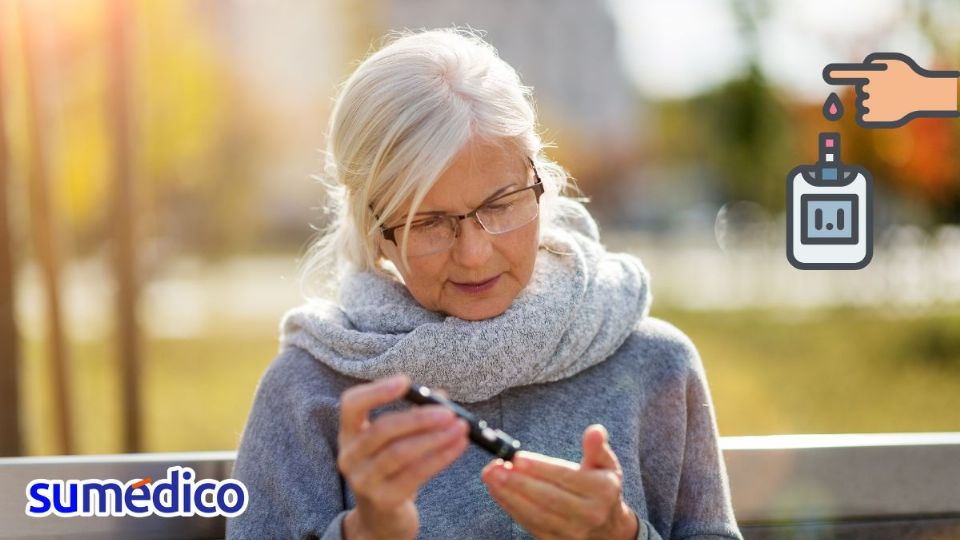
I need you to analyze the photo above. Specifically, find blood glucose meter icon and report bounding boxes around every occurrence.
[786,132,873,270]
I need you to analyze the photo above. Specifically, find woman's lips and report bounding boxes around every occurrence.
[452,274,501,294]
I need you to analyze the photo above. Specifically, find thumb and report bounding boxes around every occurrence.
[581,424,619,471]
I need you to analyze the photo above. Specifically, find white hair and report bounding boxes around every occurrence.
[299,26,585,299]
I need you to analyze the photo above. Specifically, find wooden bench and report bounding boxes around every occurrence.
[1,433,958,539]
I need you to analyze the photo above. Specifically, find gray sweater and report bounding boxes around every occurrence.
[226,317,743,539]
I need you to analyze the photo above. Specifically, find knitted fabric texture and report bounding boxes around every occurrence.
[278,197,652,403]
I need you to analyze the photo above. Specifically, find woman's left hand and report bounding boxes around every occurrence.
[481,424,639,540]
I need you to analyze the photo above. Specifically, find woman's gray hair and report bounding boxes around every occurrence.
[299,26,584,299]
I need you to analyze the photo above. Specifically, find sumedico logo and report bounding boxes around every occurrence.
[25,466,247,518]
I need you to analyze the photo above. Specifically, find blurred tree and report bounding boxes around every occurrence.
[648,65,793,213]
[135,0,265,259]
[694,65,793,210]
[18,0,73,454]
[0,8,24,457]
[17,0,267,260]
[916,0,960,223]
[107,0,143,453]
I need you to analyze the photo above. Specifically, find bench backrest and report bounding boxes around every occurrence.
[1,434,958,539]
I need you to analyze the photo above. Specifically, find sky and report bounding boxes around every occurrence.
[606,0,959,101]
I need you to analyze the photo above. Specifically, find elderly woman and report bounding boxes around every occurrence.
[227,28,741,540]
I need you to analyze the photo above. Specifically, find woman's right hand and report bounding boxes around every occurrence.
[337,373,469,540]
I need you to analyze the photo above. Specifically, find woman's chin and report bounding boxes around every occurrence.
[445,298,511,321]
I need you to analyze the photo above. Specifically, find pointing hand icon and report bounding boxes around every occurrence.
[823,52,959,128]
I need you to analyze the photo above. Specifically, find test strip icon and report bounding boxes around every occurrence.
[818,132,840,181]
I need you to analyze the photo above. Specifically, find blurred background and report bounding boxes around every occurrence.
[1,0,959,457]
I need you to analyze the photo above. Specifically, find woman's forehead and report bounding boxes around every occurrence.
[396,147,530,217]
[422,161,527,209]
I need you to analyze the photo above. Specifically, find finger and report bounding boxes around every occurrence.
[340,373,410,439]
[487,490,569,538]
[863,108,881,123]
[509,451,583,490]
[483,467,570,537]
[386,421,470,494]
[348,421,467,498]
[357,417,468,485]
[509,449,623,508]
[581,424,621,471]
[511,451,605,494]
[823,62,887,85]
[339,404,454,472]
[863,51,916,69]
[508,451,607,495]
[482,460,590,523]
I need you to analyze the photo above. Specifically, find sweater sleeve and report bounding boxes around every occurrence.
[226,347,350,540]
[669,337,742,540]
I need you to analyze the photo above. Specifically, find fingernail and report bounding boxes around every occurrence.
[491,467,507,483]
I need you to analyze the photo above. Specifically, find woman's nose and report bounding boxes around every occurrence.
[451,217,493,266]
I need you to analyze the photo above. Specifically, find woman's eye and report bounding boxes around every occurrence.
[411,217,444,230]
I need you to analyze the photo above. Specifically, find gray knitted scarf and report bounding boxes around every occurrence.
[278,197,652,403]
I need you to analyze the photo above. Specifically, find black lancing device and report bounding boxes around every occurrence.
[404,383,521,461]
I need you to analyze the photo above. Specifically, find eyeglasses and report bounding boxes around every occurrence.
[370,159,545,257]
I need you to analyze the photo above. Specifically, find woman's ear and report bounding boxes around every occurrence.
[375,237,388,260]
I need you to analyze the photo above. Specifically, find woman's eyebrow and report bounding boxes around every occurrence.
[413,181,520,216]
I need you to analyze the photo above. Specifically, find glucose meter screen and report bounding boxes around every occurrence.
[801,194,858,245]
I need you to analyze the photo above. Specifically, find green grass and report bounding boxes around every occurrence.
[17,307,960,455]
[20,329,278,455]
[656,306,960,435]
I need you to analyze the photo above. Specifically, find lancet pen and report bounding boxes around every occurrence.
[404,383,521,461]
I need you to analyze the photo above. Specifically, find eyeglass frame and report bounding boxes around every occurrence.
[369,157,545,247]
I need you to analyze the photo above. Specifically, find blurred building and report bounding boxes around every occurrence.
[383,0,644,181]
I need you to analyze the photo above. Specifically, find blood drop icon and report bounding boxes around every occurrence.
[823,92,844,121]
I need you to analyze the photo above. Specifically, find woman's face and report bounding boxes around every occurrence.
[377,140,540,321]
